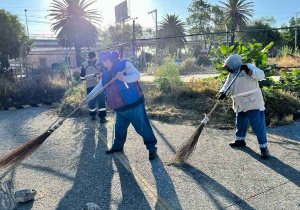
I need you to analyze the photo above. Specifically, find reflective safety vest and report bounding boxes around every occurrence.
[80,60,101,88]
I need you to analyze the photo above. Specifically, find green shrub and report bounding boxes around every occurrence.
[263,88,300,121]
[197,56,212,66]
[56,82,86,115]
[147,75,299,126]
[281,45,300,57]
[277,69,300,96]
[154,57,183,93]
[180,57,201,74]
[72,70,81,82]
[215,42,274,80]
[145,63,159,75]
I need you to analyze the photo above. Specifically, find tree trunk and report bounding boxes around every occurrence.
[231,31,235,45]
[75,46,82,67]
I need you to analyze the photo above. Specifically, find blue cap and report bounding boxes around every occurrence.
[99,51,119,62]
[99,51,111,61]
[111,51,120,59]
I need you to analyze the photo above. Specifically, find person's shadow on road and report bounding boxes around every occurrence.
[57,122,152,210]
[112,155,152,210]
[174,163,256,210]
[237,147,300,187]
[56,124,114,210]
[150,157,182,210]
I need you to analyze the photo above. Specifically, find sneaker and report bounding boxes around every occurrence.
[100,118,107,124]
[149,153,158,160]
[260,147,270,159]
[229,140,246,148]
[106,148,123,154]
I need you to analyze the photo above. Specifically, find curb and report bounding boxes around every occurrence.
[2,103,52,111]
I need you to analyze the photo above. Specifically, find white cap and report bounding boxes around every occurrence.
[223,54,243,70]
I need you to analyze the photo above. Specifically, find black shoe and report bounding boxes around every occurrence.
[149,153,158,160]
[260,147,270,159]
[100,118,107,124]
[229,140,246,148]
[91,116,96,121]
[106,148,123,154]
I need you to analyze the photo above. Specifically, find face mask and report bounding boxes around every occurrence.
[224,66,235,73]
[228,68,235,73]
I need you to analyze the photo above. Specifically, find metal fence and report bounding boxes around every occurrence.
[2,26,300,81]
[132,26,300,72]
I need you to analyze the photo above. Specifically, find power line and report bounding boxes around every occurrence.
[1,7,49,11]
[19,19,52,24]
[136,26,300,41]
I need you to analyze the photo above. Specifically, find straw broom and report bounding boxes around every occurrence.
[0,68,129,169]
[171,70,242,164]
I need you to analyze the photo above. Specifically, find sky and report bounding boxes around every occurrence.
[0,0,300,37]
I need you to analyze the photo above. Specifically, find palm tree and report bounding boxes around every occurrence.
[220,0,254,44]
[158,14,186,56]
[49,0,102,66]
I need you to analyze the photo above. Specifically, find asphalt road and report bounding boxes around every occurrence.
[0,107,299,210]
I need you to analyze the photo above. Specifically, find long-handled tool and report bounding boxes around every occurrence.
[171,70,242,164]
[0,68,129,169]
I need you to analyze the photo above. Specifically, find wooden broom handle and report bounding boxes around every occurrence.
[207,100,220,117]
[223,70,242,94]
[82,67,129,103]
[206,70,242,118]
[48,67,130,132]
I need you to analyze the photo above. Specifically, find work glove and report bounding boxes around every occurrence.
[240,64,250,74]
[218,92,226,100]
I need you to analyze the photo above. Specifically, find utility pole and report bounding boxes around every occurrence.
[148,9,158,56]
[225,25,229,46]
[132,17,138,65]
[294,12,300,51]
[24,9,30,76]
[24,9,29,36]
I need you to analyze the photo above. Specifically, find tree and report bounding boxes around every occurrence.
[49,0,102,67]
[240,20,282,48]
[220,0,254,44]
[256,16,276,26]
[0,10,30,59]
[187,0,226,34]
[280,17,300,50]
[158,14,186,56]
[100,23,143,61]
[186,0,226,59]
[100,23,143,48]
[142,28,155,39]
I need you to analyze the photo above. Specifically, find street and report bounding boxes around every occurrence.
[0,107,299,210]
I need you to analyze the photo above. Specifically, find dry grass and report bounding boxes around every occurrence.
[144,79,236,128]
[269,56,300,67]
[0,74,69,108]
[144,77,300,128]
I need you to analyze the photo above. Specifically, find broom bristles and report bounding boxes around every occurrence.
[172,122,205,163]
[0,131,51,169]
